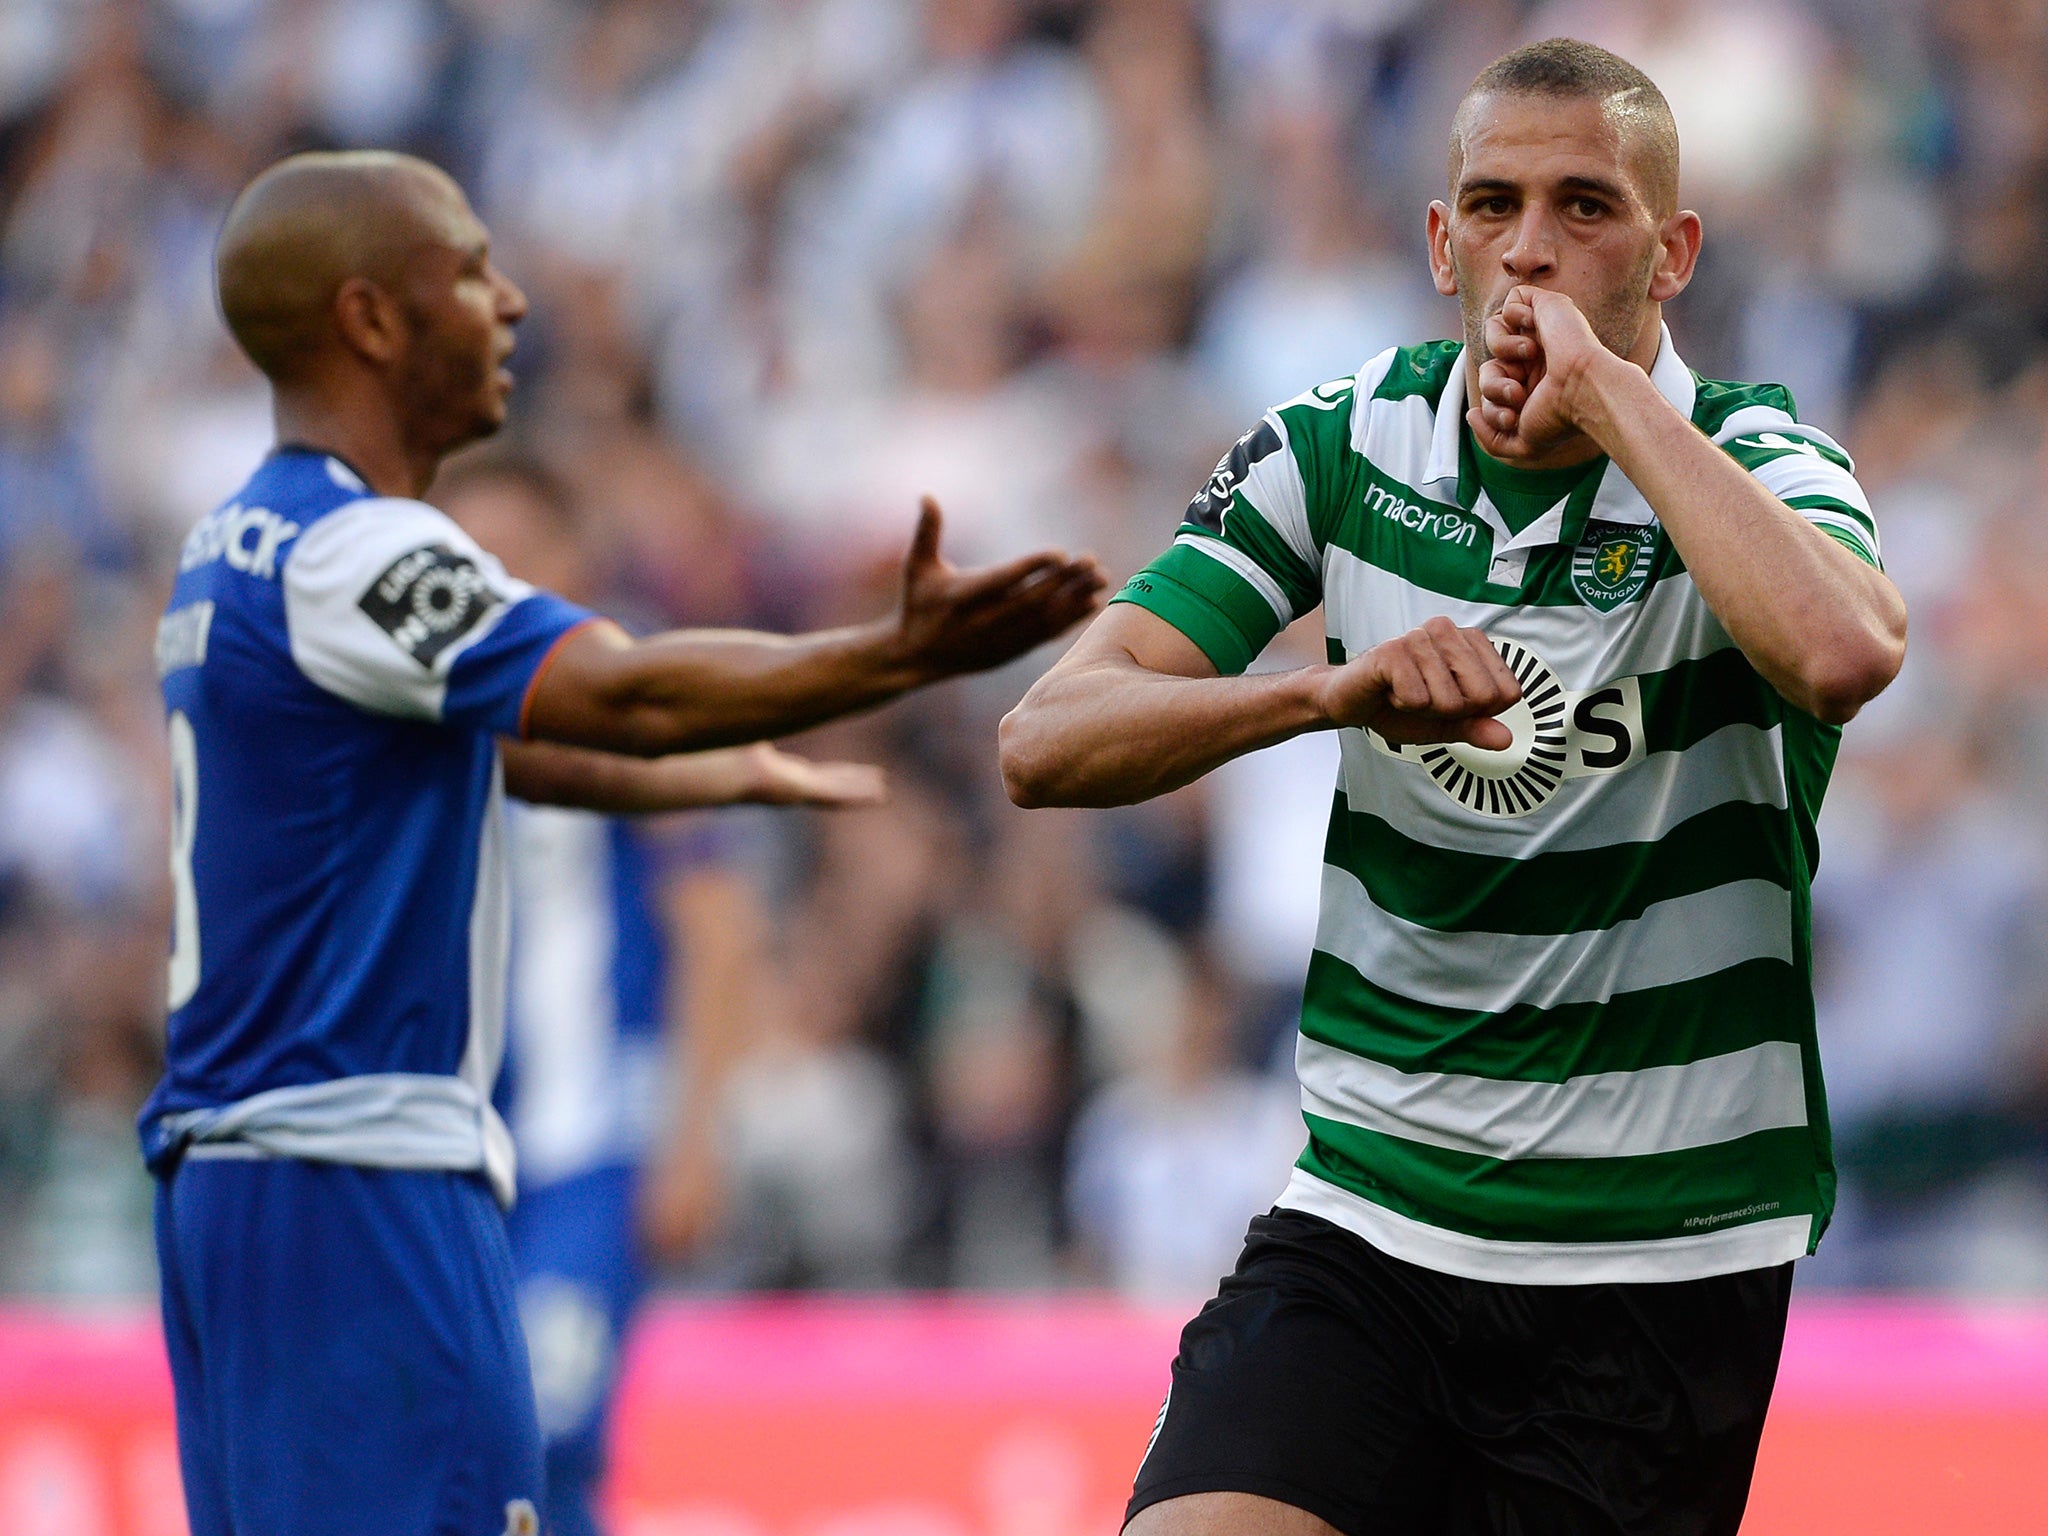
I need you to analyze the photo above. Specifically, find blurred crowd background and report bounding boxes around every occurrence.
[3,0,2047,1304]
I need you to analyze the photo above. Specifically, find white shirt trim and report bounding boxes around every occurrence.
[1278,1165,1812,1284]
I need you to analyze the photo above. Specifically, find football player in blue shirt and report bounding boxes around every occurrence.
[144,150,1104,1536]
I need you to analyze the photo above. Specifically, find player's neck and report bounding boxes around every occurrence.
[270,392,439,500]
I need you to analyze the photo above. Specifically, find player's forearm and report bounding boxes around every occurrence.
[641,870,764,1259]
[1000,658,1331,808]
[1575,360,1906,723]
[501,740,782,811]
[528,619,932,756]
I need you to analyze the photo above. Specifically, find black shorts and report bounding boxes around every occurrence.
[1128,1209,1792,1536]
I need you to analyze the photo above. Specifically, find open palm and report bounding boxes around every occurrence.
[895,498,1107,677]
[740,743,888,808]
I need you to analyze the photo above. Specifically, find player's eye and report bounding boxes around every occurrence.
[1570,198,1605,218]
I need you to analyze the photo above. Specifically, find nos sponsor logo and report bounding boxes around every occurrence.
[1370,638,1644,819]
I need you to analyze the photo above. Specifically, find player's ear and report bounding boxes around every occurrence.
[1647,210,1702,304]
[333,277,408,367]
[1426,202,1458,298]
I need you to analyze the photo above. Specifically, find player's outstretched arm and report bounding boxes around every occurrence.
[523,498,1107,756]
[1471,286,1906,724]
[1000,604,1522,809]
[501,739,887,812]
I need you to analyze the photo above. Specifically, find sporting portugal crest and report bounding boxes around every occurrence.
[1570,521,1654,612]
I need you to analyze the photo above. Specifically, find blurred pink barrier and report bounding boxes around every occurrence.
[1770,1298,2048,1406]
[622,1295,1185,1403]
[0,1297,2043,1535]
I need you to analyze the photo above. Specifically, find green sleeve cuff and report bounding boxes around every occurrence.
[1816,523,1881,569]
[1785,495,1881,570]
[1109,540,1285,675]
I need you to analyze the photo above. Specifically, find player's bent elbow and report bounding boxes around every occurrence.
[997,706,1054,808]
[998,701,1113,808]
[1799,636,1905,726]
[1803,688,1864,727]
[1002,771,1046,810]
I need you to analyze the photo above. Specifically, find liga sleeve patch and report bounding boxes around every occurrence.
[357,545,504,669]
[1187,418,1284,533]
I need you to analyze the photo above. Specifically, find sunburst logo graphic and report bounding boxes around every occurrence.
[1409,639,1569,818]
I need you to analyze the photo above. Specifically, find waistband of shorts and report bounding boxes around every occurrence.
[151,1074,517,1208]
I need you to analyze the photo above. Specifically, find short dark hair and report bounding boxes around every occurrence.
[1471,37,1665,104]
[1452,38,1680,214]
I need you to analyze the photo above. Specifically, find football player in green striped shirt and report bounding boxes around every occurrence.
[1002,36,1905,1536]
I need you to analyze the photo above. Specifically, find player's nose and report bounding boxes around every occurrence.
[1501,206,1556,279]
[494,267,529,325]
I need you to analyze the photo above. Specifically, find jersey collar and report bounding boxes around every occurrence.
[270,442,373,498]
[1421,323,1696,554]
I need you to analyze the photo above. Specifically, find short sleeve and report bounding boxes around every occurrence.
[1111,410,1324,675]
[1712,409,1883,570]
[283,498,597,734]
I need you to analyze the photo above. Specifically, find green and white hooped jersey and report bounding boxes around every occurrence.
[1115,330,1881,1285]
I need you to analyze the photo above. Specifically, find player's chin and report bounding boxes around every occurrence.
[471,383,514,437]
[435,408,508,460]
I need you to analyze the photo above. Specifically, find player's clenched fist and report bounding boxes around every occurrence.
[1468,285,1610,463]
[1315,616,1522,748]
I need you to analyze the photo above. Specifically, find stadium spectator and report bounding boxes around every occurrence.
[0,0,2041,1337]
[1067,952,1302,1303]
[1811,721,2048,1292]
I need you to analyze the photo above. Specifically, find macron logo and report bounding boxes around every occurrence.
[1365,483,1479,547]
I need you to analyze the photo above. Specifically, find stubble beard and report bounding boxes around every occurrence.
[1454,241,1661,364]
[397,324,503,460]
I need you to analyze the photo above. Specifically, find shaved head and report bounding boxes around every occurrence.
[1451,39,1680,218]
[216,150,474,382]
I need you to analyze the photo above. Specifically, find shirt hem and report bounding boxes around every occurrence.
[1276,1166,1813,1285]
[150,1073,519,1208]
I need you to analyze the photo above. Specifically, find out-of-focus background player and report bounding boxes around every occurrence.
[440,451,819,1536]
[145,149,1102,1536]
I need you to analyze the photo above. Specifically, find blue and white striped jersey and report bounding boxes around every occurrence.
[496,806,674,1192]
[139,447,596,1205]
